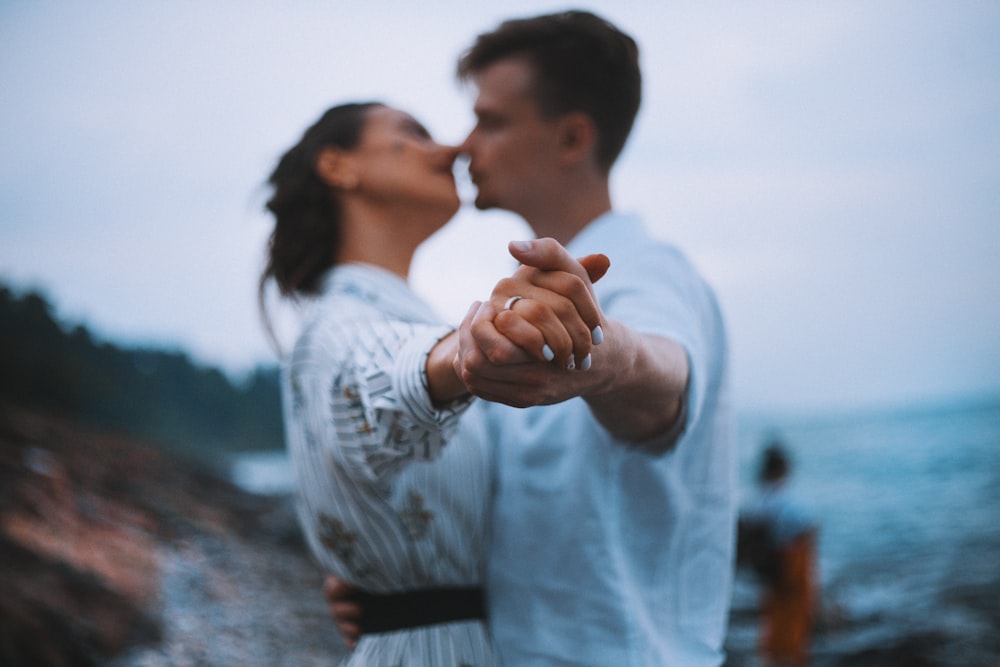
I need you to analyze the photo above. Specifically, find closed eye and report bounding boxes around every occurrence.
[474,112,505,132]
[402,117,432,141]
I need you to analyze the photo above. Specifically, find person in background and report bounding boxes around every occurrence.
[329,10,737,665]
[742,440,820,667]
[261,102,606,665]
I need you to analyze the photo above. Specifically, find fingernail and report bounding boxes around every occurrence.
[510,240,533,253]
[591,325,604,345]
[566,354,576,371]
[542,344,555,361]
[580,353,592,371]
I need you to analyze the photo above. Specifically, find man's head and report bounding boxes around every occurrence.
[457,11,641,220]
[458,10,641,171]
[759,442,791,484]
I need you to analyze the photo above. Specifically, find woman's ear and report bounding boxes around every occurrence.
[555,112,598,167]
[315,147,359,190]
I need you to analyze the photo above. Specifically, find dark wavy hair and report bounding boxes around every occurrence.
[260,102,381,300]
[457,10,641,171]
[257,102,381,349]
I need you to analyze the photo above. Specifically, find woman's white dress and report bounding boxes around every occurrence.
[281,263,498,666]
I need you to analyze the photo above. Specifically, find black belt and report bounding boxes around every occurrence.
[351,586,486,634]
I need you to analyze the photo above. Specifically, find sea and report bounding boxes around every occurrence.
[726,396,1000,666]
[230,396,1000,666]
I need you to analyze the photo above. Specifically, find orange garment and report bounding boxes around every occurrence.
[760,532,818,667]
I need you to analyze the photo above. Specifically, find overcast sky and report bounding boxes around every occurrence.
[2,1,998,414]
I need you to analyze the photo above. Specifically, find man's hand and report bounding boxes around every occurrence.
[323,575,362,650]
[578,252,611,284]
[455,238,688,445]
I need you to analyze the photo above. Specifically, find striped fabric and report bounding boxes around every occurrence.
[281,263,499,666]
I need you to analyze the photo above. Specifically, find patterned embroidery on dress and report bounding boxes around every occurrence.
[338,381,374,435]
[317,512,372,577]
[389,421,414,456]
[398,490,434,541]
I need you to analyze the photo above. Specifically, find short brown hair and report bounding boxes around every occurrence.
[458,10,641,170]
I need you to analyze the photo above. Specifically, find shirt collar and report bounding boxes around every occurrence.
[566,210,643,255]
[319,263,441,325]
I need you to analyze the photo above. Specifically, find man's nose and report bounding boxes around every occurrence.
[455,131,475,158]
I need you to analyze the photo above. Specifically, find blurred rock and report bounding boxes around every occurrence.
[0,404,346,666]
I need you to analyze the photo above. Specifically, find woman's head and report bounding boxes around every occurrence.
[261,102,459,299]
[262,102,378,298]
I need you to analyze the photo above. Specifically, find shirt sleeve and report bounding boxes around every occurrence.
[595,243,725,454]
[287,318,473,486]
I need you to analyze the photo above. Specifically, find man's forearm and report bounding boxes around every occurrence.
[584,323,689,444]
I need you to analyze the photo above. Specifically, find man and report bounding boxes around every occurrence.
[332,10,736,665]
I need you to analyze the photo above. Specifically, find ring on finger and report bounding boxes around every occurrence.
[503,295,524,311]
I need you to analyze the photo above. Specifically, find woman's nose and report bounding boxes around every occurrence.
[433,144,460,168]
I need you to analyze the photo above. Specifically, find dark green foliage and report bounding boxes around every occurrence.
[0,284,283,459]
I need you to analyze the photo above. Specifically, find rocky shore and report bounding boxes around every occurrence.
[0,404,348,666]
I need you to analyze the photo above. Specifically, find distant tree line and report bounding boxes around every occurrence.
[0,284,284,460]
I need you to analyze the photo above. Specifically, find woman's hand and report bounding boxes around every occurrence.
[488,239,608,369]
[454,239,612,407]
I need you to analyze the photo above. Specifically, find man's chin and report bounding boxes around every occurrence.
[472,195,496,211]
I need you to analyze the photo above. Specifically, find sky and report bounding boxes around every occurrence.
[2,1,998,414]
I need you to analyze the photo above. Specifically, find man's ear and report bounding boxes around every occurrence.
[315,147,359,190]
[555,112,598,167]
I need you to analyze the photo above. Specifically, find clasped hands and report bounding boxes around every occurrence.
[453,237,611,408]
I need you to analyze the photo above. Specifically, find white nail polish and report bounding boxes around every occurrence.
[566,354,576,371]
[542,344,555,361]
[591,325,604,345]
[580,353,592,371]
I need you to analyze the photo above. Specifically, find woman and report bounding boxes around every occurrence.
[260,102,499,665]
[262,102,607,664]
